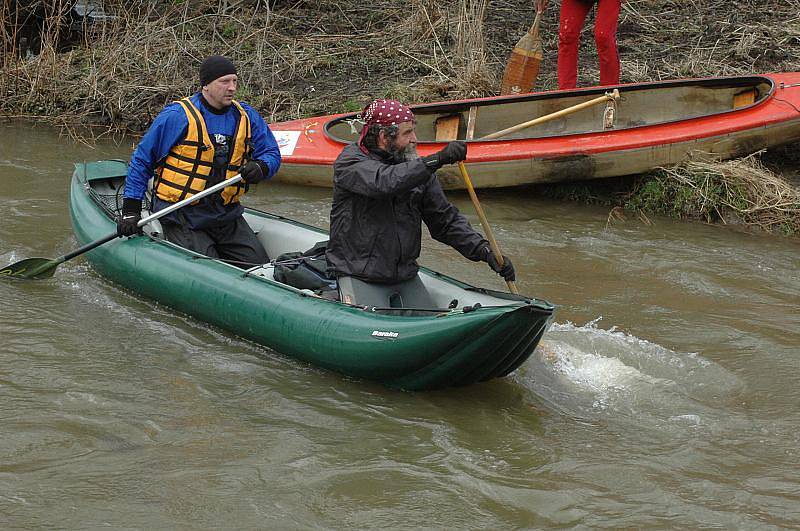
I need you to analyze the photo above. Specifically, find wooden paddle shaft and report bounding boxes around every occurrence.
[481,89,620,140]
[457,161,519,295]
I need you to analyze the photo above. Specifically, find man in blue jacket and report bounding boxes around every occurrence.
[118,55,282,266]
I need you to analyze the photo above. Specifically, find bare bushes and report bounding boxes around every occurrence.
[0,0,505,134]
[451,0,495,97]
[616,1,800,82]
[1,0,76,118]
[0,1,291,134]
[4,0,800,132]
[358,0,496,102]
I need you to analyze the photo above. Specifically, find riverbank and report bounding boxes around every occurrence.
[533,146,800,236]
[1,0,798,234]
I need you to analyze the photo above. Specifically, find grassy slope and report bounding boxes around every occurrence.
[4,0,799,129]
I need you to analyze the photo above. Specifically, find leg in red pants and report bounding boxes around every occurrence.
[595,0,621,86]
[557,0,621,89]
[557,0,593,89]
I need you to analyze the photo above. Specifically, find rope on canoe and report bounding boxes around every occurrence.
[190,255,328,268]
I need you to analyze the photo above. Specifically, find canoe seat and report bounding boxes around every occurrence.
[338,275,436,309]
[733,88,757,108]
[249,216,323,260]
[435,114,462,141]
[437,106,479,141]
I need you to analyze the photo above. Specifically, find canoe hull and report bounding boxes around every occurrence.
[275,118,800,189]
[270,73,800,190]
[69,162,555,390]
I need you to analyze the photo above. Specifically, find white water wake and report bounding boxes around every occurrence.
[515,318,744,425]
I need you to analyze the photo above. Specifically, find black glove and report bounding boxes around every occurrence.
[241,160,267,184]
[483,247,515,281]
[117,198,143,237]
[421,141,467,171]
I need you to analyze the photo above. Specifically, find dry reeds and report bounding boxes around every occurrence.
[1,1,287,134]
[4,0,800,132]
[647,152,800,234]
[488,0,800,90]
[0,0,506,135]
[394,0,497,100]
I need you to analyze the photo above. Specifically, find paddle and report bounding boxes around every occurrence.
[500,0,546,95]
[482,89,620,140]
[457,161,519,295]
[434,113,519,295]
[0,174,243,280]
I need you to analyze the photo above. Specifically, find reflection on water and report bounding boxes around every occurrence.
[2,122,800,528]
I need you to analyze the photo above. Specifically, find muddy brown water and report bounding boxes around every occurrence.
[1,122,799,528]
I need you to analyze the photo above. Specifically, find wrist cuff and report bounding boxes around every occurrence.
[421,155,441,172]
[122,197,143,216]
[256,161,270,180]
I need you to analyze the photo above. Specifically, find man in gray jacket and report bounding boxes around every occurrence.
[326,99,515,308]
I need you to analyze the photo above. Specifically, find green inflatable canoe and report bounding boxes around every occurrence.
[69,160,555,390]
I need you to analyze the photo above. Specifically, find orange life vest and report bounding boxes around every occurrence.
[154,98,251,205]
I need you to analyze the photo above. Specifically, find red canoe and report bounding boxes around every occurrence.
[269,73,800,190]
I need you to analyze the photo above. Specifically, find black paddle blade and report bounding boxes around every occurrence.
[0,257,61,280]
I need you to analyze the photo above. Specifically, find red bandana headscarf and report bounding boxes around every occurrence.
[357,99,416,151]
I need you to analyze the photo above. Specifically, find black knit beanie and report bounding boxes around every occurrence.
[199,55,237,86]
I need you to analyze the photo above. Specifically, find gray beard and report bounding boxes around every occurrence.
[387,142,419,163]
[402,144,419,162]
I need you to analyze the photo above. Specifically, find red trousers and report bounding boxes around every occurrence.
[557,0,621,89]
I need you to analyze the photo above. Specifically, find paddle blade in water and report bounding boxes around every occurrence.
[0,257,61,280]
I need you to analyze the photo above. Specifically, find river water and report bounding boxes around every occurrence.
[1,122,799,528]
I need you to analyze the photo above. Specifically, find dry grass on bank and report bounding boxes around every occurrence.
[488,0,800,91]
[0,0,497,135]
[631,153,800,235]
[3,0,800,135]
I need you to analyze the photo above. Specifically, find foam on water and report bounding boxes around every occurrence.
[0,250,19,264]
[515,318,744,425]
